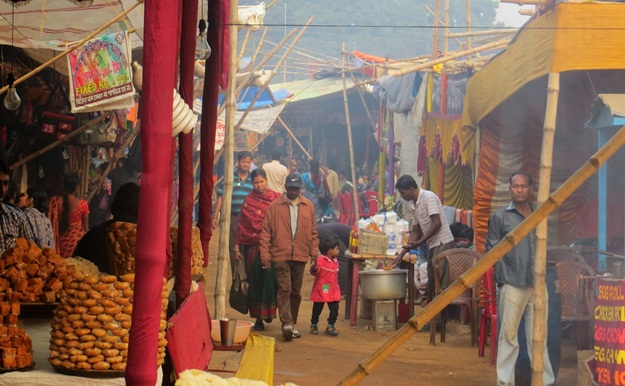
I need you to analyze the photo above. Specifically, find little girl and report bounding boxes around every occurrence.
[310,238,341,336]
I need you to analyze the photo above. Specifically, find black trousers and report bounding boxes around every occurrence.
[311,301,339,325]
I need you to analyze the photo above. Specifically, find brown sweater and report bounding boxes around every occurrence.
[259,194,319,264]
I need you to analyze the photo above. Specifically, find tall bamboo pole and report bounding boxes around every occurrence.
[337,123,625,385]
[349,72,377,132]
[0,0,144,96]
[432,0,441,59]
[532,72,559,386]
[341,43,359,220]
[446,29,517,38]
[424,5,463,51]
[277,117,312,160]
[214,0,239,319]
[466,0,472,51]
[443,0,450,55]
[245,28,269,72]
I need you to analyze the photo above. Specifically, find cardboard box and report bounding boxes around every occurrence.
[359,231,388,255]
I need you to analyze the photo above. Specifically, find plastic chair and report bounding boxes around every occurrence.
[478,267,497,366]
[555,259,595,349]
[341,192,356,226]
[430,248,481,346]
[364,191,379,217]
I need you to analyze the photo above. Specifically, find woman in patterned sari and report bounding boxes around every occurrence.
[234,168,281,331]
[48,173,89,257]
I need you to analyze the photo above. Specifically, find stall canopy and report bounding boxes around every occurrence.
[459,2,625,253]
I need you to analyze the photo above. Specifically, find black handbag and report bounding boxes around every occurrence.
[229,258,249,314]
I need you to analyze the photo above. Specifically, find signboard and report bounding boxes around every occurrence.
[594,278,625,385]
[68,32,135,113]
[215,121,225,151]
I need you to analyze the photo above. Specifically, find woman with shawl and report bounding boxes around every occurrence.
[234,168,281,331]
[48,173,89,257]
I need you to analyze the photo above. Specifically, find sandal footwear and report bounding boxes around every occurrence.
[324,325,338,336]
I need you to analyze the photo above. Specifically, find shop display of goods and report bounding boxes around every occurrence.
[49,272,168,372]
[170,226,205,276]
[106,222,137,276]
[66,257,100,277]
[107,223,204,278]
[0,238,72,303]
[0,301,33,369]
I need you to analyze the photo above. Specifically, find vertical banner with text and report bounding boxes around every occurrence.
[68,31,135,113]
[594,278,625,385]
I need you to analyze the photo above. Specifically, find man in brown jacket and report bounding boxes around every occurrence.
[260,173,320,341]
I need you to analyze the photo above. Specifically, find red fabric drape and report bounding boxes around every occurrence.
[473,127,501,255]
[175,0,198,307]
[198,0,229,265]
[125,0,179,384]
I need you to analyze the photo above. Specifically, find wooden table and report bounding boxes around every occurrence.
[345,253,416,326]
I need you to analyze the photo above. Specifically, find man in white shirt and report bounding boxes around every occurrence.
[262,149,288,193]
[320,163,339,199]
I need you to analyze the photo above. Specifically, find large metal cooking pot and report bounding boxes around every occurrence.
[359,269,407,300]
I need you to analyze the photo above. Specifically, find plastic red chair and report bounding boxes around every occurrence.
[363,191,378,217]
[478,267,497,366]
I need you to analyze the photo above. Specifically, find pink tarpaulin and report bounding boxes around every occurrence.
[125,0,178,384]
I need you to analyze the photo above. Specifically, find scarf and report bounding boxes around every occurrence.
[236,188,281,245]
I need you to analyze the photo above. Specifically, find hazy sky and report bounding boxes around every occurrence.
[496,3,531,27]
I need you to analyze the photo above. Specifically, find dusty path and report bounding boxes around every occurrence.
[203,237,579,385]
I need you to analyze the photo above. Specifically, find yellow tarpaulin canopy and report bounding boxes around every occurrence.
[461,2,625,133]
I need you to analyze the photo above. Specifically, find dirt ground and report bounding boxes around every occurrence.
[202,236,580,386]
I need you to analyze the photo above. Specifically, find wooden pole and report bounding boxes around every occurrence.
[349,72,377,133]
[337,124,625,385]
[10,113,111,170]
[392,39,509,77]
[466,0,472,51]
[245,28,269,72]
[423,5,463,50]
[446,29,517,38]
[341,43,359,220]
[234,17,314,131]
[499,0,547,5]
[432,0,441,59]
[532,72,559,386]
[86,122,141,203]
[214,0,239,319]
[443,0,450,55]
[0,0,144,96]
[277,117,312,160]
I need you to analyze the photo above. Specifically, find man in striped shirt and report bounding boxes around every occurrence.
[212,151,254,275]
[0,160,34,254]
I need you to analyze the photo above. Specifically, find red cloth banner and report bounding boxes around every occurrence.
[594,278,625,386]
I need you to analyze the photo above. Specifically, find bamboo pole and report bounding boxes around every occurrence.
[446,29,517,38]
[341,43,359,220]
[432,0,441,59]
[466,0,472,51]
[519,9,535,16]
[10,113,112,170]
[234,17,314,131]
[391,39,509,77]
[443,0,450,55]
[0,0,144,96]
[532,72,559,386]
[86,122,141,203]
[214,0,239,320]
[423,5,463,50]
[245,28,268,72]
[500,0,547,5]
[337,124,625,385]
[238,28,251,65]
[349,72,377,133]
[277,117,312,160]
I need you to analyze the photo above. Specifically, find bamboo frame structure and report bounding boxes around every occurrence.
[277,117,312,160]
[432,0,441,59]
[10,112,111,170]
[532,72,559,386]
[349,72,377,132]
[446,29,517,39]
[214,0,239,320]
[337,123,625,385]
[341,43,360,220]
[466,0,472,50]
[0,0,144,96]
[423,5,463,50]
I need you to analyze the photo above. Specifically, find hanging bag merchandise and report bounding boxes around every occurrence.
[229,258,249,314]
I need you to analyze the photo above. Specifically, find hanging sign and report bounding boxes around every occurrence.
[215,121,226,151]
[594,278,625,386]
[67,31,135,113]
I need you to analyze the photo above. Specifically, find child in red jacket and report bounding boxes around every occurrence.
[310,237,341,336]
